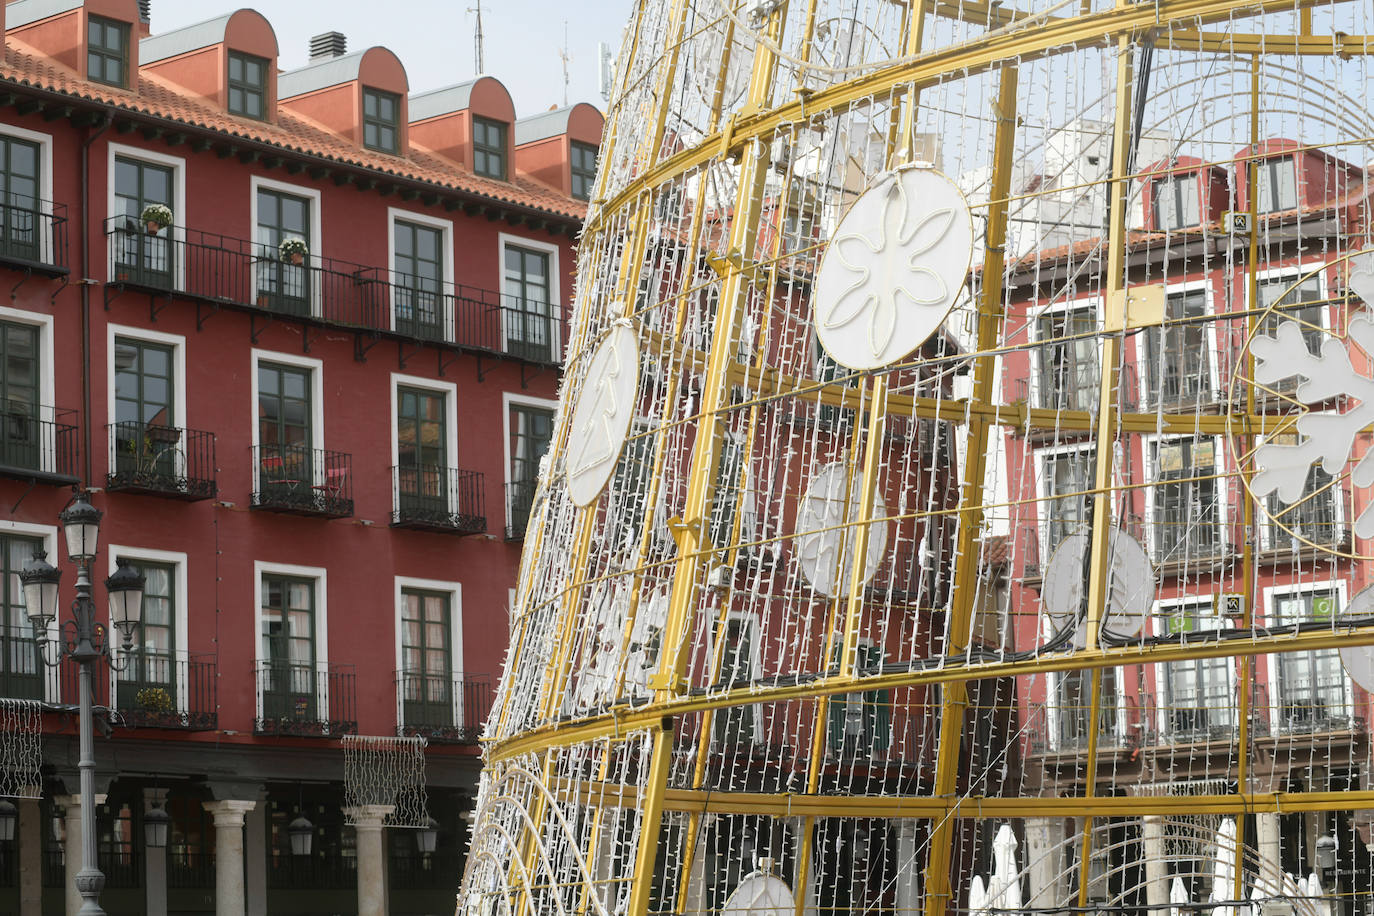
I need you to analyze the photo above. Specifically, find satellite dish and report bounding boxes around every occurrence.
[1340,585,1374,691]
[721,873,792,916]
[1041,529,1155,648]
[795,462,889,597]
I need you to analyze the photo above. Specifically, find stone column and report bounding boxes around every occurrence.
[18,797,41,915]
[344,805,394,916]
[1257,813,1283,892]
[144,788,169,916]
[204,800,257,916]
[895,820,921,915]
[1024,816,1064,908]
[56,792,106,916]
[1143,815,1168,912]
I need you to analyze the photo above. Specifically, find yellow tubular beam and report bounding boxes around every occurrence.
[585,0,1330,236]
[921,62,1019,916]
[546,781,1374,820]
[624,725,674,916]
[486,624,1374,763]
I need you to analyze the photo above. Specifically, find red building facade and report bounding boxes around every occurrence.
[0,1,596,912]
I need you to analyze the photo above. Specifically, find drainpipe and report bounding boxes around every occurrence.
[80,111,113,487]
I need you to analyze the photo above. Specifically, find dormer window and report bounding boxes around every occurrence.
[229,52,268,120]
[571,142,598,200]
[1256,156,1298,213]
[88,16,131,88]
[1154,173,1200,230]
[473,117,508,180]
[363,89,400,155]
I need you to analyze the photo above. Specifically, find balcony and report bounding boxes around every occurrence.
[268,850,356,890]
[0,406,78,485]
[505,479,536,540]
[395,670,491,744]
[390,465,485,534]
[0,198,68,276]
[60,651,218,730]
[253,660,357,737]
[250,445,354,518]
[103,218,563,365]
[389,848,462,891]
[105,422,216,501]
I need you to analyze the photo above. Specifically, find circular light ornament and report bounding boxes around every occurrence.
[813,166,975,370]
[721,873,792,916]
[565,323,640,507]
[1340,585,1374,691]
[1041,529,1155,649]
[795,463,888,598]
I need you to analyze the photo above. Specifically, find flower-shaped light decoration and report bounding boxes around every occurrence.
[813,166,975,370]
[565,322,640,507]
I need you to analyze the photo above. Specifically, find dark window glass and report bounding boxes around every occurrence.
[397,387,446,469]
[258,362,312,454]
[1161,603,1233,738]
[0,321,40,471]
[0,136,41,263]
[507,404,553,535]
[503,245,552,360]
[113,157,174,287]
[260,576,317,720]
[1056,668,1118,749]
[1154,173,1200,230]
[112,338,177,478]
[1144,290,1210,409]
[1256,156,1298,213]
[473,117,507,180]
[712,617,757,745]
[116,561,176,708]
[400,589,452,727]
[393,220,445,339]
[1037,308,1098,411]
[228,52,267,120]
[1152,437,1220,561]
[0,533,43,699]
[255,188,312,316]
[1273,590,1349,732]
[1042,449,1095,555]
[362,88,400,154]
[87,16,130,88]
[570,141,598,200]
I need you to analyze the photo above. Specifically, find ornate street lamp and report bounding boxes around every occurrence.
[0,800,17,843]
[288,814,315,857]
[20,492,145,916]
[143,805,170,850]
[416,816,439,854]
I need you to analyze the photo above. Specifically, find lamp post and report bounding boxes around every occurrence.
[19,491,144,916]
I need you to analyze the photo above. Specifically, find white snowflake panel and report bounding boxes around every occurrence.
[795,462,889,598]
[813,166,975,370]
[565,323,640,507]
[1340,585,1374,692]
[721,874,792,916]
[1041,529,1155,649]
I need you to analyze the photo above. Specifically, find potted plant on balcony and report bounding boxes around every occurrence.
[141,203,173,235]
[279,236,309,266]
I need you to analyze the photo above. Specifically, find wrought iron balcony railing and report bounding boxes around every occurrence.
[167,851,215,889]
[104,218,564,364]
[505,479,537,540]
[395,670,491,743]
[0,406,78,484]
[250,445,354,518]
[59,651,218,730]
[390,465,486,534]
[105,422,216,500]
[0,197,68,275]
[267,850,356,889]
[389,848,463,891]
[254,660,357,737]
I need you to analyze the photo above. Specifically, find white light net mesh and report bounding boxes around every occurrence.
[341,735,428,828]
[0,700,41,800]
[463,0,1374,913]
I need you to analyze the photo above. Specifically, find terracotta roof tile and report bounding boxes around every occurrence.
[0,41,588,221]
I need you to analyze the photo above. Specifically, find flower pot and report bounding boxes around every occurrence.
[257,294,270,309]
[146,220,164,235]
[288,252,304,266]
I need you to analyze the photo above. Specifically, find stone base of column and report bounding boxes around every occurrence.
[344,805,395,916]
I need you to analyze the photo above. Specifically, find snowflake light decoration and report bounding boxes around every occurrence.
[812,166,974,370]
[1247,309,1374,542]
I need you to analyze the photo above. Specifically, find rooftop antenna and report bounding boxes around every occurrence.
[558,21,571,107]
[598,41,614,101]
[469,2,486,74]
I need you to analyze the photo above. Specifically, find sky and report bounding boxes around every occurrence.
[154,0,634,117]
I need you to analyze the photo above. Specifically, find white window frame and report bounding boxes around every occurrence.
[502,391,557,530]
[0,123,56,266]
[393,576,464,730]
[106,142,187,286]
[105,545,190,716]
[250,348,325,490]
[1150,594,1235,739]
[1041,613,1129,751]
[390,372,460,515]
[1247,261,1330,313]
[253,560,330,723]
[498,232,562,361]
[388,207,454,340]
[1261,577,1350,735]
[1033,441,1096,566]
[1152,171,1202,231]
[0,520,59,702]
[1132,279,1218,411]
[107,323,187,478]
[250,175,324,316]
[1255,155,1300,214]
[0,306,58,474]
[1029,295,1102,413]
[1141,432,1228,565]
